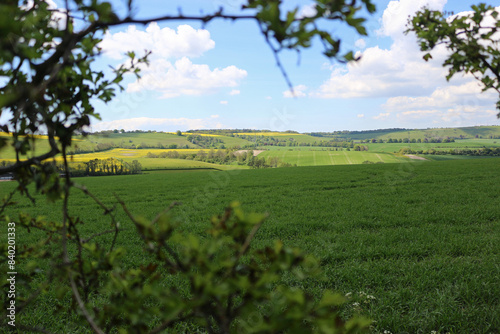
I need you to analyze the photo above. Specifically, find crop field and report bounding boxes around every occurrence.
[63,149,251,170]
[365,139,500,153]
[1,158,498,333]
[259,149,407,166]
[81,132,198,148]
[376,126,500,141]
[0,135,95,160]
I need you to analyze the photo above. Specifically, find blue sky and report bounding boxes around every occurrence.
[70,0,500,133]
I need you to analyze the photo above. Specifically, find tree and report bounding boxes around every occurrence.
[0,0,376,332]
[176,130,182,136]
[408,3,500,116]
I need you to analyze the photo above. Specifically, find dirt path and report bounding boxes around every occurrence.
[233,150,265,157]
[375,154,384,162]
[328,152,335,165]
[343,151,353,164]
[405,154,428,161]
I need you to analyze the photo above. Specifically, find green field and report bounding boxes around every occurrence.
[259,149,408,166]
[1,158,499,333]
[2,128,500,169]
[311,126,500,141]
[365,139,500,153]
[376,126,500,141]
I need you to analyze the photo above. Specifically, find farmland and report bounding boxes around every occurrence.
[2,126,500,170]
[258,149,406,165]
[1,158,499,333]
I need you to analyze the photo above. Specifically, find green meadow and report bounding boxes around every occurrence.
[1,158,499,333]
[365,139,500,153]
[259,149,407,166]
[2,127,500,170]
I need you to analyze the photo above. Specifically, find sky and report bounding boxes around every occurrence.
[60,0,500,132]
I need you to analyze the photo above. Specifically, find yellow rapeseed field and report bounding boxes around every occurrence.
[0,132,83,141]
[234,132,300,136]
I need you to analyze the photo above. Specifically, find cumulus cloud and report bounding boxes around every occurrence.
[354,39,366,49]
[383,81,496,112]
[91,116,223,132]
[283,85,308,98]
[220,100,228,105]
[357,114,365,118]
[127,57,247,98]
[229,89,240,96]
[101,23,247,98]
[373,113,390,120]
[314,0,449,99]
[314,0,499,125]
[101,23,215,60]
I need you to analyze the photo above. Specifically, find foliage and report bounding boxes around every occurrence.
[187,135,224,149]
[399,146,500,156]
[408,3,500,116]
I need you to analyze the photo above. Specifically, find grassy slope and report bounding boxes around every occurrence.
[366,139,500,153]
[2,159,499,333]
[328,126,500,141]
[259,149,407,166]
[377,126,500,141]
[81,132,199,148]
[84,132,254,148]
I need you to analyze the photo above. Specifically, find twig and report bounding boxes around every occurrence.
[151,201,181,225]
[0,189,17,216]
[61,148,105,334]
[81,228,123,244]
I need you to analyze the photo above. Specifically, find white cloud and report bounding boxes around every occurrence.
[297,4,317,19]
[220,100,228,105]
[379,0,447,38]
[283,85,308,98]
[91,116,224,132]
[265,96,272,100]
[383,81,496,112]
[313,0,499,125]
[357,114,365,118]
[101,23,215,60]
[229,89,240,96]
[314,0,449,99]
[373,113,390,120]
[354,39,366,49]
[101,23,247,98]
[127,57,247,98]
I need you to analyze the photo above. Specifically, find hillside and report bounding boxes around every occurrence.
[317,125,500,141]
[1,126,499,170]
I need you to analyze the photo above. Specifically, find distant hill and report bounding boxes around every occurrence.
[307,126,500,140]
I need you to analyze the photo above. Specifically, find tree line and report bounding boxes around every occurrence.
[399,147,500,156]
[62,158,142,177]
[145,149,294,168]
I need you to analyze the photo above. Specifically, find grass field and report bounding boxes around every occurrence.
[259,149,408,166]
[1,158,499,333]
[376,126,500,141]
[365,139,500,153]
[81,132,198,148]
